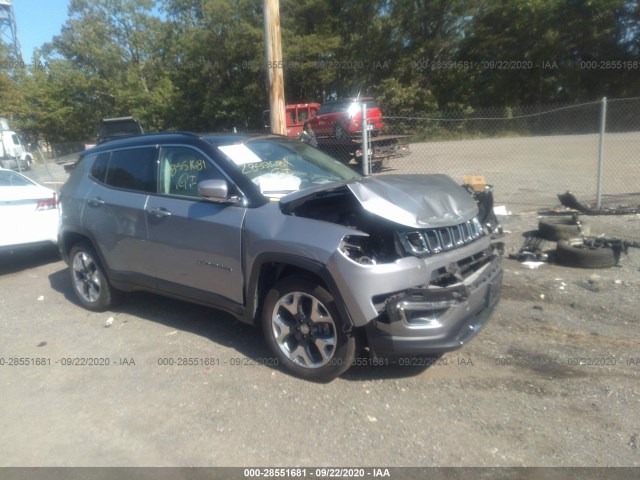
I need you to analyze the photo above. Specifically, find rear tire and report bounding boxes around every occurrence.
[262,276,357,381]
[69,242,121,311]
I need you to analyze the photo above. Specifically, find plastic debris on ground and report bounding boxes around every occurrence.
[558,191,640,215]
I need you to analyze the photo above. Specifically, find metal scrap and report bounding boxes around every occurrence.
[464,184,504,238]
[558,192,640,215]
[508,233,550,263]
[587,236,640,255]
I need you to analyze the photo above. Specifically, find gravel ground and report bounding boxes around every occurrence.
[384,132,640,213]
[1,139,639,469]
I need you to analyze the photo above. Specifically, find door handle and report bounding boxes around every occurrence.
[87,197,105,206]
[148,207,172,218]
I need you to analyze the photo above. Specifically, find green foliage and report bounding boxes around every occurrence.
[458,0,637,105]
[16,0,175,143]
[0,72,27,118]
[6,0,640,145]
[160,0,266,130]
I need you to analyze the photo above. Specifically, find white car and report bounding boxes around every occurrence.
[0,168,59,251]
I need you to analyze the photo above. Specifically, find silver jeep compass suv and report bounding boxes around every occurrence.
[58,133,502,381]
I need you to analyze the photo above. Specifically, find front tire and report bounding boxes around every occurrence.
[262,276,357,381]
[69,242,120,311]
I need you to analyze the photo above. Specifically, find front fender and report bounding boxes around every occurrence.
[245,252,356,330]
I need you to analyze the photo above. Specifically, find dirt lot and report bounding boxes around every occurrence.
[1,138,639,469]
[385,132,640,213]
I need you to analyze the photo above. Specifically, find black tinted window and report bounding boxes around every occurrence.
[105,147,157,193]
[317,104,334,115]
[89,152,111,183]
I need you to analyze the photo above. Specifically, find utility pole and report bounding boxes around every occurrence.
[264,0,286,135]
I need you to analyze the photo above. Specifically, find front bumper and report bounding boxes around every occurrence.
[365,253,502,358]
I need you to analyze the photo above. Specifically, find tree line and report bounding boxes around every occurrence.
[1,0,639,146]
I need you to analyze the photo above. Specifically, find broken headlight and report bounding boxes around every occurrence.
[339,235,377,265]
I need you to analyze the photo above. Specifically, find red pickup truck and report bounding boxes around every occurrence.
[308,97,384,139]
[263,103,320,137]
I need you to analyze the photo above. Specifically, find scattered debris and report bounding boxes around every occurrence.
[522,261,545,269]
[556,238,622,269]
[463,180,503,238]
[558,192,640,215]
[508,233,550,263]
[463,175,487,192]
[37,296,44,301]
[538,215,589,241]
[493,205,511,216]
[588,274,602,285]
[510,213,638,269]
[576,280,600,293]
[104,317,114,328]
[37,341,47,347]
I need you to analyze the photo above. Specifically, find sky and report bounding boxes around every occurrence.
[13,0,70,64]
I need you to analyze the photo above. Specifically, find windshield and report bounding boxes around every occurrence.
[211,136,361,198]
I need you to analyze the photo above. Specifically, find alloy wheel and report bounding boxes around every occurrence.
[72,251,101,303]
[270,291,337,369]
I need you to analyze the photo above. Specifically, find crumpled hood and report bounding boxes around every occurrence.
[281,174,478,228]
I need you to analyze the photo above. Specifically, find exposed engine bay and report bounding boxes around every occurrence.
[283,187,402,264]
[282,185,487,268]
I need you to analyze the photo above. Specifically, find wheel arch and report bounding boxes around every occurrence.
[246,253,355,332]
[59,227,105,266]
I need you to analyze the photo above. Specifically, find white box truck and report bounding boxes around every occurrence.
[0,117,33,171]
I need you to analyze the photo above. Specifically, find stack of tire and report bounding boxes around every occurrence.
[538,217,618,268]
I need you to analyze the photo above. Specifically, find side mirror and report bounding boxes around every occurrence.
[198,179,229,201]
[198,179,243,205]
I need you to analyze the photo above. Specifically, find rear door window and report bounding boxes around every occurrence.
[89,152,111,183]
[104,147,158,193]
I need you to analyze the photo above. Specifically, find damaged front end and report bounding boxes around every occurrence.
[369,247,502,357]
[280,174,503,358]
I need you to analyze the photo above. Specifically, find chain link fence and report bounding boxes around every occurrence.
[371,98,640,213]
[19,97,640,215]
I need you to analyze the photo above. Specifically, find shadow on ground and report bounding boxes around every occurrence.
[0,244,61,276]
[48,266,434,382]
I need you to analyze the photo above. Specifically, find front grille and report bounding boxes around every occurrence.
[402,218,484,257]
[429,249,493,287]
